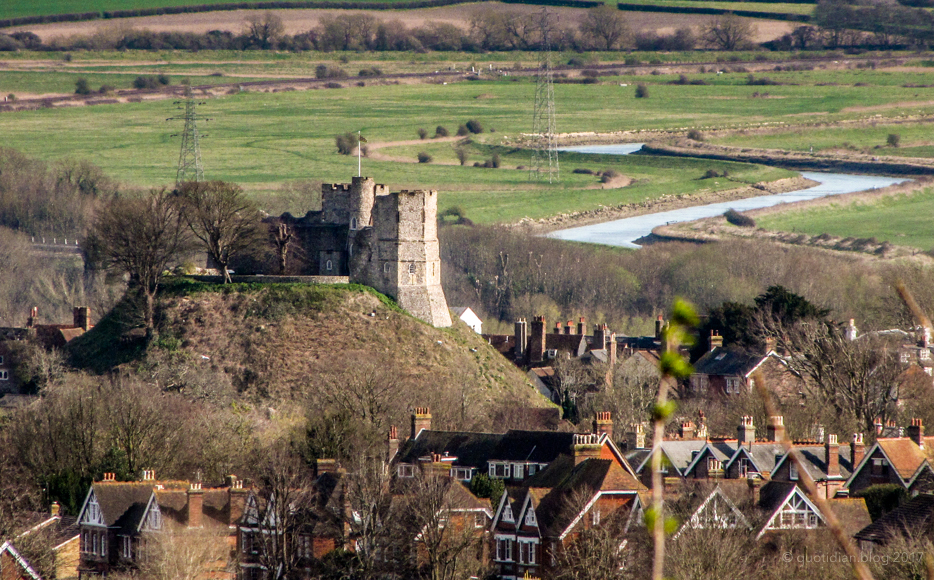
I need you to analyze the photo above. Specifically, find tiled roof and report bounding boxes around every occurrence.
[91,482,155,528]
[394,429,581,468]
[854,493,934,544]
[877,438,933,480]
[757,480,798,512]
[692,346,767,378]
[777,445,855,480]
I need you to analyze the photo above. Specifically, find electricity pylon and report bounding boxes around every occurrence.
[529,7,559,183]
[167,85,209,185]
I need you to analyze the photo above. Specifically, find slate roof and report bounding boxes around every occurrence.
[90,482,155,528]
[758,481,798,511]
[636,440,709,475]
[774,445,855,480]
[854,493,934,544]
[394,430,581,468]
[684,440,740,475]
[692,346,768,378]
[725,443,786,474]
[544,334,587,357]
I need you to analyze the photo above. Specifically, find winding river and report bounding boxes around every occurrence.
[548,144,910,249]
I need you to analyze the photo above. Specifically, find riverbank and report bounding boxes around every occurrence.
[515,175,818,234]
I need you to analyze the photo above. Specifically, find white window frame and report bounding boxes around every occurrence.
[397,464,415,478]
[513,463,526,480]
[451,467,473,481]
[524,509,536,527]
[121,536,131,559]
[325,260,333,271]
[495,537,514,562]
[0,370,8,381]
[592,509,601,526]
[489,462,510,479]
[922,349,931,361]
[789,464,798,481]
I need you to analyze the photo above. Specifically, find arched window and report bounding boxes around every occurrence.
[350,217,357,230]
[326,260,333,271]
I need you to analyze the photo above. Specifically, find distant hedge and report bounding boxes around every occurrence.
[615,3,811,21]
[1,0,596,29]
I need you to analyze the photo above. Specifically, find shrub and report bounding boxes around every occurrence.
[74,78,91,95]
[687,129,704,141]
[417,152,433,164]
[157,73,170,85]
[5,93,14,102]
[724,209,756,227]
[132,75,158,89]
[703,169,725,179]
[624,56,640,66]
[335,133,359,155]
[853,484,907,520]
[465,119,483,134]
[490,154,501,168]
[358,67,382,77]
[887,133,901,147]
[600,169,621,183]
[98,85,114,94]
[456,124,469,136]
[582,69,600,78]
[435,125,449,138]
[455,148,468,166]
[635,84,649,98]
[572,168,595,175]
[418,128,428,140]
[324,82,343,89]
[316,65,347,80]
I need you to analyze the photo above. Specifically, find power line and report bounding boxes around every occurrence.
[530,7,559,183]
[167,85,210,185]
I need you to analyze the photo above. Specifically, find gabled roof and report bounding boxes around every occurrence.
[854,493,934,545]
[692,346,769,378]
[772,445,854,481]
[635,440,708,476]
[683,441,739,477]
[394,430,503,468]
[756,481,826,540]
[847,438,934,488]
[724,443,786,474]
[79,483,155,528]
[0,541,42,580]
[545,334,587,357]
[672,485,752,539]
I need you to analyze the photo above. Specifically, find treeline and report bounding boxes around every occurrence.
[1,6,660,53]
[439,224,934,335]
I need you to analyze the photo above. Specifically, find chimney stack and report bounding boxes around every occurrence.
[764,337,776,354]
[874,417,883,435]
[845,319,858,341]
[187,482,204,528]
[141,470,155,481]
[554,322,562,335]
[767,416,786,443]
[851,433,865,467]
[738,416,755,447]
[627,423,646,450]
[747,476,764,505]
[696,411,709,439]
[577,317,586,336]
[227,477,248,526]
[514,318,528,361]
[593,324,607,351]
[655,315,664,340]
[50,502,60,517]
[572,433,603,466]
[609,332,617,367]
[908,418,925,448]
[387,426,400,461]
[593,412,613,441]
[825,434,840,477]
[103,472,115,482]
[73,306,90,331]
[411,407,432,439]
[530,316,546,363]
[316,459,338,476]
[27,306,37,328]
[680,421,695,440]
[565,320,573,335]
[708,330,723,352]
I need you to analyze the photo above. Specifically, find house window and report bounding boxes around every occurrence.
[298,535,312,559]
[489,463,510,479]
[326,260,333,272]
[871,458,888,478]
[0,355,4,364]
[691,375,708,393]
[92,532,98,555]
[528,464,539,476]
[922,350,931,361]
[409,263,417,274]
[592,509,601,526]
[495,538,513,562]
[726,377,742,394]
[397,464,415,478]
[0,370,7,380]
[519,540,537,565]
[525,509,537,527]
[475,513,487,528]
[901,352,911,363]
[513,464,526,479]
[738,458,752,477]
[122,536,131,559]
[100,533,106,556]
[789,464,798,481]
[242,532,253,554]
[451,467,473,481]
[82,531,88,553]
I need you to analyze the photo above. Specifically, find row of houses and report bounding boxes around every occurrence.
[8,410,934,579]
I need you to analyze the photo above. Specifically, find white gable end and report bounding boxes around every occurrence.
[757,488,825,539]
[79,490,105,527]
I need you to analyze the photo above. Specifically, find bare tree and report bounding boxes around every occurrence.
[137,526,232,580]
[90,188,190,330]
[579,5,630,50]
[666,528,762,580]
[271,221,293,275]
[252,444,316,580]
[398,472,487,580]
[245,11,285,49]
[551,488,630,580]
[340,458,396,579]
[176,180,263,284]
[702,13,754,50]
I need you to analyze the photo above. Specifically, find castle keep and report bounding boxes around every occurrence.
[283,176,451,327]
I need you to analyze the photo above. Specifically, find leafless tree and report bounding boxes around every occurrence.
[271,221,293,275]
[252,443,316,580]
[551,488,629,580]
[756,314,904,436]
[666,528,762,580]
[579,5,630,50]
[340,458,397,579]
[176,180,263,284]
[137,526,232,580]
[702,14,754,50]
[397,472,487,580]
[90,188,190,330]
[245,11,285,49]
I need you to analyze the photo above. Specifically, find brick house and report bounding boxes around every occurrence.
[76,472,246,578]
[0,503,79,580]
[846,419,934,496]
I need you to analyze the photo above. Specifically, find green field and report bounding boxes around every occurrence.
[617,0,813,15]
[1,0,397,20]
[756,189,934,250]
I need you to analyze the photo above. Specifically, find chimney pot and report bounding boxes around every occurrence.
[50,502,60,517]
[411,407,432,439]
[908,418,924,448]
[708,330,723,352]
[851,433,865,467]
[577,317,586,335]
[680,421,696,440]
[767,415,786,442]
[593,412,614,440]
[738,416,756,446]
[825,434,840,477]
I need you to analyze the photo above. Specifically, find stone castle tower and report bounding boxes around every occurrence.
[290,176,451,327]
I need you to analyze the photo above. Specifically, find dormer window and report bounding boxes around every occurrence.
[502,504,514,523]
[451,467,473,481]
[397,464,415,478]
[921,350,930,361]
[525,509,537,527]
[512,464,526,479]
[489,462,510,479]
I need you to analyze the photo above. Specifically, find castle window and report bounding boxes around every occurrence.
[351,217,357,230]
[0,370,7,380]
[326,260,333,272]
[384,263,391,274]
[409,263,417,274]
